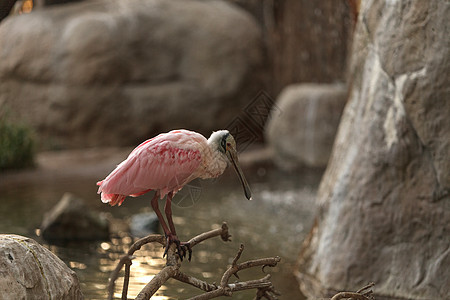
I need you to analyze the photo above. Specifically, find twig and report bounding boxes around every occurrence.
[107,222,280,300]
[188,244,281,300]
[128,235,166,253]
[255,285,280,300]
[330,292,371,300]
[122,258,132,300]
[108,222,232,299]
[173,271,218,292]
[330,282,375,300]
[356,282,375,294]
[135,264,177,300]
[107,235,165,300]
[231,244,244,267]
[186,222,231,248]
[107,255,132,300]
[221,244,280,287]
[230,274,272,291]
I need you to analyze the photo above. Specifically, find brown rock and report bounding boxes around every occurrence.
[296,1,450,299]
[40,193,109,243]
[270,1,353,93]
[265,83,347,169]
[225,0,354,94]
[0,0,265,149]
[0,234,83,299]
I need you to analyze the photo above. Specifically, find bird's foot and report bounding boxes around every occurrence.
[163,234,192,262]
[180,241,192,262]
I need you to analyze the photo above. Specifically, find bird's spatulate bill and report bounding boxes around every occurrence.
[226,148,252,200]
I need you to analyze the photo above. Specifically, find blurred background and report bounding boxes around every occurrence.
[1,0,448,299]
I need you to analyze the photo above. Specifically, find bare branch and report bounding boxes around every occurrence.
[107,255,133,300]
[107,235,165,300]
[229,274,272,291]
[330,292,371,300]
[221,245,281,288]
[107,222,280,300]
[356,282,375,294]
[330,282,375,300]
[187,275,276,300]
[128,234,165,254]
[255,285,280,300]
[122,260,132,300]
[187,287,228,300]
[188,244,281,300]
[173,271,217,292]
[186,222,231,248]
[135,265,178,300]
[231,243,244,266]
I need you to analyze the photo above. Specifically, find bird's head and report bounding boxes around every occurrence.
[209,130,252,200]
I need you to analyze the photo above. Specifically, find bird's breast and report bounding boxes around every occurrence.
[198,149,228,179]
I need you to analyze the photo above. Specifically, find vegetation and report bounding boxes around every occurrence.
[0,116,34,170]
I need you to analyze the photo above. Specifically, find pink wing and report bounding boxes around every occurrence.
[97,130,205,206]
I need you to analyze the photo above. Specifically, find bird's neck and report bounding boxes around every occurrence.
[198,143,228,179]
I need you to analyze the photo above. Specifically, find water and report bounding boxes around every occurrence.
[0,152,321,299]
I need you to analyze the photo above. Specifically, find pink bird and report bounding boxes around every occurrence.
[97,129,251,260]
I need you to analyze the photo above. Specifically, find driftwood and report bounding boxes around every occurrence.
[107,222,281,300]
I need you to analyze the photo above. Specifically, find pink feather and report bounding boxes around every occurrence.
[97,130,205,206]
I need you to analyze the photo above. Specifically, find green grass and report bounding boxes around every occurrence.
[0,117,35,170]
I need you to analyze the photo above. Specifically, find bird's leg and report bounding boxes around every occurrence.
[165,192,177,236]
[164,192,183,260]
[164,192,192,261]
[151,193,178,259]
[150,192,171,237]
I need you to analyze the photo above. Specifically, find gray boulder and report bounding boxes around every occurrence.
[296,1,450,299]
[41,193,109,243]
[0,234,83,299]
[265,83,347,169]
[0,0,265,149]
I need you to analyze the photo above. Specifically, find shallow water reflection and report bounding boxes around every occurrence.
[0,166,321,299]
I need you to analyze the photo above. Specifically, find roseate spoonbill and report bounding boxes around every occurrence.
[97,129,251,260]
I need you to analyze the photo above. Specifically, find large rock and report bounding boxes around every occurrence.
[0,234,83,299]
[268,1,353,93]
[225,0,354,94]
[265,83,347,169]
[296,1,449,299]
[0,0,265,149]
[41,193,109,243]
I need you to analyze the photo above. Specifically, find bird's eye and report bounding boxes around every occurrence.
[220,137,227,152]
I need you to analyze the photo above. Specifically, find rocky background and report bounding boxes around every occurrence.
[0,0,353,160]
[0,0,266,149]
[0,235,83,299]
[296,1,449,299]
[0,0,448,299]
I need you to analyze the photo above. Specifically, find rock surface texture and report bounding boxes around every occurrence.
[40,192,109,243]
[230,0,355,94]
[265,83,347,169]
[0,234,83,299]
[0,0,265,149]
[296,1,450,299]
[268,0,353,94]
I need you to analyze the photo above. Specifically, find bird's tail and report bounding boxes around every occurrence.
[97,181,126,206]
